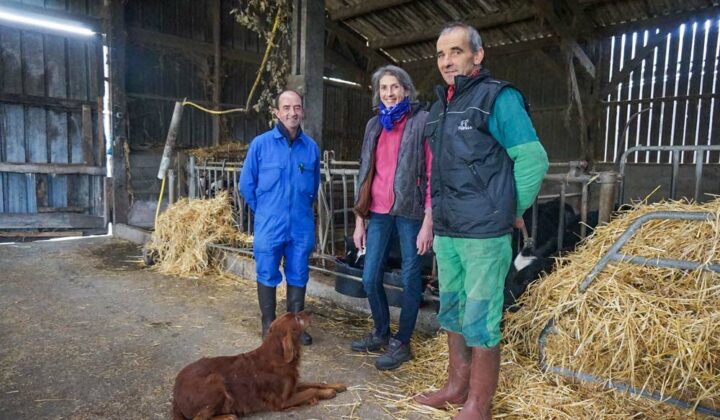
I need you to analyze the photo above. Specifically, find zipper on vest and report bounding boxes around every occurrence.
[465,160,485,189]
[437,101,449,230]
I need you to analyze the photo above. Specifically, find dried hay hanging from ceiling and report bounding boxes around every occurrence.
[383,197,720,419]
[188,142,249,162]
[146,192,251,276]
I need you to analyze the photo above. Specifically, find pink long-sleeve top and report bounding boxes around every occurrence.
[369,115,433,215]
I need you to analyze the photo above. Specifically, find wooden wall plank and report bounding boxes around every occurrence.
[68,109,88,211]
[26,107,47,163]
[0,173,5,212]
[44,34,67,98]
[44,0,66,11]
[67,38,88,100]
[47,110,68,207]
[161,0,178,36]
[21,32,45,96]
[3,104,27,212]
[68,0,87,15]
[22,0,44,7]
[142,1,162,32]
[1,28,22,95]
[176,0,192,39]
[87,39,100,99]
[190,0,208,41]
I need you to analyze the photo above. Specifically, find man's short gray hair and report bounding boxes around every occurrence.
[370,65,417,108]
[439,22,483,53]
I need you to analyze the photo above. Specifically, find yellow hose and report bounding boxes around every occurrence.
[181,11,282,116]
[154,175,167,228]
[155,11,281,227]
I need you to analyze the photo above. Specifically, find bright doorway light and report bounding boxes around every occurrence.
[0,6,95,36]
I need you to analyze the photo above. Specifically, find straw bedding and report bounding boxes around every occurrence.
[385,198,719,418]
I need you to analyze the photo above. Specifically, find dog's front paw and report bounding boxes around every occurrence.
[318,389,337,400]
[327,383,347,393]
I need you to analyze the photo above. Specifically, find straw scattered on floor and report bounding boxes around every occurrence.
[145,191,719,418]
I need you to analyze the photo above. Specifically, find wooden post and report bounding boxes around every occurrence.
[157,102,184,180]
[289,0,325,149]
[105,0,130,225]
[212,0,221,146]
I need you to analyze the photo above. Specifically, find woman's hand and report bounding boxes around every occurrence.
[416,209,433,255]
[353,217,366,252]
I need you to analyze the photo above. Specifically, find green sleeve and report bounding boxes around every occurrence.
[488,87,538,149]
[506,142,549,217]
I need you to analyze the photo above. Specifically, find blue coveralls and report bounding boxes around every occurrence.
[239,126,321,288]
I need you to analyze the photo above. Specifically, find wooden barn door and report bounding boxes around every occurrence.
[0,8,106,237]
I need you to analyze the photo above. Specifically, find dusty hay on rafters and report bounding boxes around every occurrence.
[381,197,719,419]
[188,142,249,161]
[146,192,252,276]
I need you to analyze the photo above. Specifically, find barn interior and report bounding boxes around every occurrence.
[1,0,720,419]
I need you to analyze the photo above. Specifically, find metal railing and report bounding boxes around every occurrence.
[188,154,621,258]
[188,156,250,234]
[618,145,720,204]
[538,211,720,417]
[317,150,360,257]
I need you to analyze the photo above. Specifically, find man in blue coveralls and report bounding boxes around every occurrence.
[239,90,320,346]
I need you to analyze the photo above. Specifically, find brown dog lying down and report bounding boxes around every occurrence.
[172,311,346,419]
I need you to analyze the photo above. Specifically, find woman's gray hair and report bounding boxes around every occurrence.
[370,65,417,108]
[439,22,483,52]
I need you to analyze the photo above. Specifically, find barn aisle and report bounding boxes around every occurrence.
[0,238,403,419]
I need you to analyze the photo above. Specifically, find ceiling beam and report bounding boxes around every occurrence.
[566,0,597,36]
[329,0,413,21]
[325,20,394,69]
[597,6,720,37]
[534,0,596,79]
[369,4,536,50]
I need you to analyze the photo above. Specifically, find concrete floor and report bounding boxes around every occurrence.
[0,237,431,419]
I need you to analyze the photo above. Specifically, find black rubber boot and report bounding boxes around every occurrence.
[257,283,276,338]
[286,285,312,346]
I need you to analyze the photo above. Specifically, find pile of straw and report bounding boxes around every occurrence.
[146,192,250,276]
[188,142,249,161]
[387,198,720,418]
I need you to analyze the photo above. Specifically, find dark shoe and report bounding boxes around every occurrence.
[350,332,389,352]
[257,283,277,338]
[375,337,412,371]
[287,285,312,346]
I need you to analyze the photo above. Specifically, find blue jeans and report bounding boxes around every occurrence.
[362,212,423,344]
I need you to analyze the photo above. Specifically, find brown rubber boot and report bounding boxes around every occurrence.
[453,345,500,420]
[414,331,472,408]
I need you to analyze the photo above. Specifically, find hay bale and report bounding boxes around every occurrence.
[387,198,719,418]
[506,198,720,412]
[146,192,250,276]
